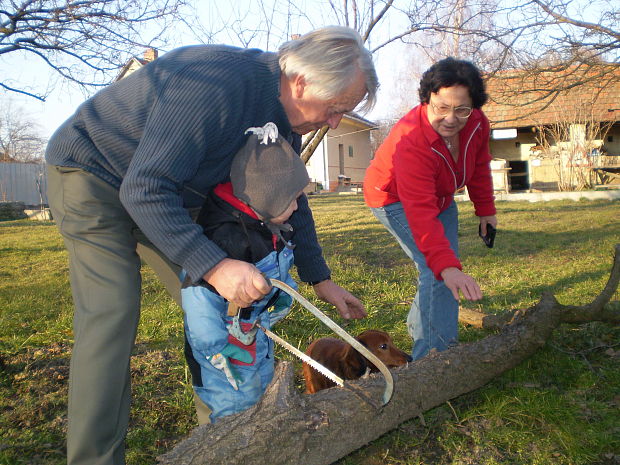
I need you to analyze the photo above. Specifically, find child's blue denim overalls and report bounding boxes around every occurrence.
[181,246,296,422]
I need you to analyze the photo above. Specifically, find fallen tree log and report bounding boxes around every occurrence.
[159,244,620,465]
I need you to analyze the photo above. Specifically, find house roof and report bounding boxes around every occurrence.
[115,48,159,81]
[483,64,620,129]
[115,57,147,81]
[342,111,377,129]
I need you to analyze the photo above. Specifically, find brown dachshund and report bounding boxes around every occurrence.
[303,329,412,394]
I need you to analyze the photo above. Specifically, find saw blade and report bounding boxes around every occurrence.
[256,323,344,387]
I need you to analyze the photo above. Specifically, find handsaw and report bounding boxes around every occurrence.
[227,279,395,404]
[267,278,394,405]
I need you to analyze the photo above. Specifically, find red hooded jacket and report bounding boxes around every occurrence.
[364,104,496,279]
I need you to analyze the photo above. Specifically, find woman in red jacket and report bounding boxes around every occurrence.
[364,58,497,360]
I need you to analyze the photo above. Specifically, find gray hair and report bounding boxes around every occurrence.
[278,26,378,113]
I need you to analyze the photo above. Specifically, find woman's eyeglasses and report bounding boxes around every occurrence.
[430,101,472,119]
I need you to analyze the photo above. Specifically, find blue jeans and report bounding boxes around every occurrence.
[371,201,459,360]
[181,247,296,422]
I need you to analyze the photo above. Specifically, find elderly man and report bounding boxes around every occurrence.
[45,26,378,465]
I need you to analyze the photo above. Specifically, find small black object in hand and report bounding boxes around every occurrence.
[479,224,496,248]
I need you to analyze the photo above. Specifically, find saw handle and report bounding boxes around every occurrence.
[227,302,240,317]
[226,271,273,316]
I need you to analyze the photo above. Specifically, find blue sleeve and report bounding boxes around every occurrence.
[287,193,331,283]
[119,62,246,282]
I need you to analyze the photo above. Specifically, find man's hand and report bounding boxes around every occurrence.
[203,258,271,308]
[312,279,367,319]
[440,267,483,301]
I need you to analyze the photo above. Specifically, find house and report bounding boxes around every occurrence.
[116,48,158,81]
[483,64,620,191]
[304,112,377,192]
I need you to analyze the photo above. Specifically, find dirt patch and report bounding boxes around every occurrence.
[0,343,192,464]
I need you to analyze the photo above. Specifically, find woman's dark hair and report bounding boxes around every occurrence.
[418,57,488,108]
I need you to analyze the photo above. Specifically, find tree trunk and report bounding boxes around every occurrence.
[301,127,329,164]
[158,245,620,465]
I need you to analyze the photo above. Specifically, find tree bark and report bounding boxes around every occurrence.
[301,127,330,164]
[457,307,514,330]
[158,245,620,465]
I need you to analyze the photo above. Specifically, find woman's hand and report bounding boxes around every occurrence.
[440,267,483,301]
[479,215,498,236]
[312,279,367,320]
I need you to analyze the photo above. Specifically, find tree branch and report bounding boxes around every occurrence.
[532,0,620,42]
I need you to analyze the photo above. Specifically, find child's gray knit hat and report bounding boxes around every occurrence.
[230,123,310,220]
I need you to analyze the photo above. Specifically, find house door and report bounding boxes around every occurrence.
[338,144,345,175]
[508,160,529,191]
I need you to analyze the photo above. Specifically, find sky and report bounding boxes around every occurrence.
[1,0,417,140]
[5,0,614,140]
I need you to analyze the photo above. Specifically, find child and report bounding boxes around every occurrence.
[181,123,310,423]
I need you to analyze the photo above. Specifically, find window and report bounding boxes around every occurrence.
[348,145,354,157]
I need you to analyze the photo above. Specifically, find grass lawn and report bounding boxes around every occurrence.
[1,196,619,465]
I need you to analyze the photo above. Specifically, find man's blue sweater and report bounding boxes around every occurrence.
[46,45,330,284]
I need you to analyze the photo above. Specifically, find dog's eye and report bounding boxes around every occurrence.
[379,344,387,350]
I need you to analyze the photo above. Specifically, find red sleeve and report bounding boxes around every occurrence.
[466,115,497,217]
[393,131,462,281]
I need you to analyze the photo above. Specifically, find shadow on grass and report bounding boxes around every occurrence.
[0,341,194,465]
[488,267,611,311]
[463,228,618,260]
[492,199,620,214]
[1,245,66,254]
[0,220,56,228]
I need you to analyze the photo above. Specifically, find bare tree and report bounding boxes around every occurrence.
[298,0,620,160]
[291,0,619,130]
[370,0,619,180]
[0,0,188,101]
[400,0,618,70]
[413,0,618,113]
[0,101,46,163]
[397,0,501,64]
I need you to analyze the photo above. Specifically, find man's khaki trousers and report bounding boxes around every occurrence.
[47,165,210,465]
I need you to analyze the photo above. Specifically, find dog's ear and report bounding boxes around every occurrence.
[355,333,370,348]
[343,343,367,379]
